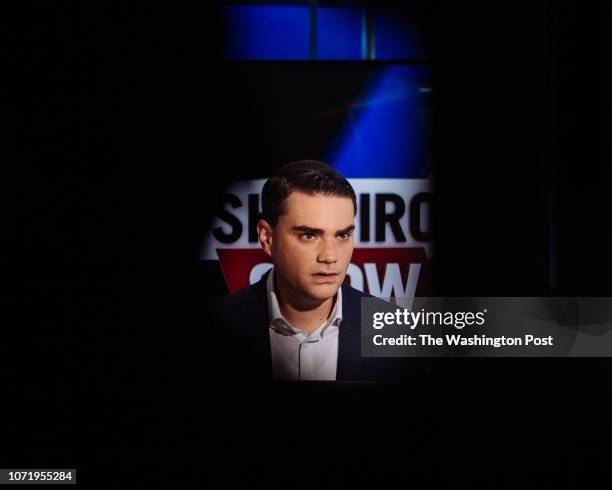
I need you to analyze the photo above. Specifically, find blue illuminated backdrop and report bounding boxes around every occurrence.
[222,1,430,61]
[223,5,312,60]
[222,1,432,178]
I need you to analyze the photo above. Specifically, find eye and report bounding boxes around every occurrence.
[301,232,316,240]
[338,231,353,240]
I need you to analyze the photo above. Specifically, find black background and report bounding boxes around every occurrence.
[6,1,612,488]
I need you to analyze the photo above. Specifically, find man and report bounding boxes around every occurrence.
[210,160,412,381]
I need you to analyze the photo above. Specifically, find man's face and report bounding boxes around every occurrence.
[260,191,355,305]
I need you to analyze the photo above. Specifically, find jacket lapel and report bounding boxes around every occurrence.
[336,284,367,381]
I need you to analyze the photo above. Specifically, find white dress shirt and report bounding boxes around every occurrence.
[266,269,342,381]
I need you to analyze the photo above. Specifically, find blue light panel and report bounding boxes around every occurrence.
[223,6,310,60]
[317,6,362,60]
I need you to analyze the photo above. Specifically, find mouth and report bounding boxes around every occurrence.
[312,272,339,284]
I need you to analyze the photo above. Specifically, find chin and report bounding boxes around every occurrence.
[306,284,340,301]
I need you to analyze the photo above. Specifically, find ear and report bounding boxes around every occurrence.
[257,219,274,258]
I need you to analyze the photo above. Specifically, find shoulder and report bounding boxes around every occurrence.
[341,283,393,308]
[208,282,261,316]
[341,283,370,299]
[339,284,397,326]
[207,270,270,320]
[209,285,253,308]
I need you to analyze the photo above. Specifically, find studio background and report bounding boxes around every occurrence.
[7,1,612,487]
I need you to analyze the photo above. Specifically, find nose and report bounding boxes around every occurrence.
[317,238,338,264]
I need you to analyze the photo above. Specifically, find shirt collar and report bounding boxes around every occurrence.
[266,268,343,338]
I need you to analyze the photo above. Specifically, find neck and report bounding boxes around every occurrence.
[274,272,336,335]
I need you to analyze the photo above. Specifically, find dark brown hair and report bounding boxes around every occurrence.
[261,160,357,227]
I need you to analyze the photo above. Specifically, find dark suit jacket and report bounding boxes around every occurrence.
[207,270,417,382]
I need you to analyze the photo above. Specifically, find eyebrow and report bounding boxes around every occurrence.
[292,224,355,236]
